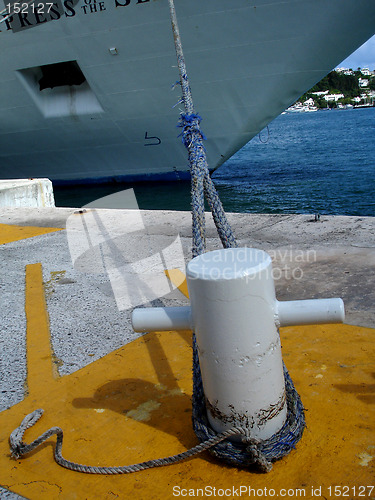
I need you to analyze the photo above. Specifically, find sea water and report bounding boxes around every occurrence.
[54,107,375,216]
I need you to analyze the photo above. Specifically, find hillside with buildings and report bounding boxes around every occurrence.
[289,68,375,111]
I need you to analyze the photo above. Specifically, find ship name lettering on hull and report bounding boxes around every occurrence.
[2,0,76,31]
[81,0,106,15]
[115,0,149,7]
[1,0,150,31]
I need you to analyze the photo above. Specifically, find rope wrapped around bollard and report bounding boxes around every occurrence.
[192,346,305,472]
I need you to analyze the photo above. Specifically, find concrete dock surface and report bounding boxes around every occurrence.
[0,208,374,499]
[2,206,374,330]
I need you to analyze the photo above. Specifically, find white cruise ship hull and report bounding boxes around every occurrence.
[1,0,374,183]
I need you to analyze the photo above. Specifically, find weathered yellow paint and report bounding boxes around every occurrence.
[44,270,67,298]
[25,264,59,395]
[358,452,374,467]
[165,268,189,297]
[0,223,61,245]
[0,265,374,499]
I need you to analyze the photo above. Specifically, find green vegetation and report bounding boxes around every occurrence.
[296,68,375,109]
[310,72,359,97]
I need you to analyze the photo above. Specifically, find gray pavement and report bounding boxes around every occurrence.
[1,207,374,499]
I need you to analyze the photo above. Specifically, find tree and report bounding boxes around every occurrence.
[309,70,360,98]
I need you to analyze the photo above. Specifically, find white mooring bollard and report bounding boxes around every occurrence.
[132,248,345,441]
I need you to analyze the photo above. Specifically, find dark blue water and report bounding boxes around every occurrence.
[54,108,375,216]
[213,107,375,216]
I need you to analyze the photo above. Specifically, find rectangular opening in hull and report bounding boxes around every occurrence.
[16,61,104,118]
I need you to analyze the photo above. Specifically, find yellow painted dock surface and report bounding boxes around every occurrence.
[0,223,62,244]
[0,220,374,499]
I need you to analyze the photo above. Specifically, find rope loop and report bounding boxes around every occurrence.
[9,410,275,475]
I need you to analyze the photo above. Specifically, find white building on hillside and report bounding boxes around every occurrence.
[336,68,354,75]
[359,78,369,87]
[304,98,315,106]
[324,93,344,102]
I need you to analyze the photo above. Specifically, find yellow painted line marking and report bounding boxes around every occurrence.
[25,264,58,395]
[0,223,61,245]
[165,268,189,297]
[0,265,374,498]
